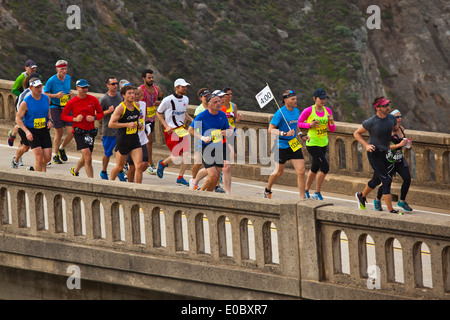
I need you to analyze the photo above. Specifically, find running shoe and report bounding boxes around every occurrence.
[10,156,18,169]
[117,171,127,182]
[147,164,157,175]
[397,200,413,212]
[58,149,68,162]
[157,160,165,178]
[313,192,323,200]
[214,185,225,193]
[390,209,403,215]
[373,199,382,211]
[27,166,34,171]
[189,178,198,190]
[18,157,24,166]
[264,188,272,199]
[100,171,109,180]
[305,190,310,199]
[177,177,189,186]
[355,192,367,210]
[70,167,79,176]
[53,154,63,164]
[7,130,15,147]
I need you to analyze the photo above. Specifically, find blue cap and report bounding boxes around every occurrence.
[313,88,328,99]
[76,79,90,87]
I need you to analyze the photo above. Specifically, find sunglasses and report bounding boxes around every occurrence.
[379,103,390,108]
[109,82,119,86]
[283,90,296,100]
[395,115,402,119]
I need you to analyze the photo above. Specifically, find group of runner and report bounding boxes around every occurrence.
[263,89,413,213]
[8,59,413,212]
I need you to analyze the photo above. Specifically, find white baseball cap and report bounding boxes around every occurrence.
[212,89,226,97]
[174,78,190,87]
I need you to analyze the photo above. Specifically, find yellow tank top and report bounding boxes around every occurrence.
[306,105,329,147]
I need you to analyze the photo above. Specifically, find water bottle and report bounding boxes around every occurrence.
[403,138,412,149]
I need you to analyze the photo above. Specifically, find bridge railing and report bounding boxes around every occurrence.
[0,168,448,299]
[1,79,448,191]
[0,168,301,298]
[299,201,450,300]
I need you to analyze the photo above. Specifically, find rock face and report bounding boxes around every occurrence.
[357,0,450,133]
[0,0,448,132]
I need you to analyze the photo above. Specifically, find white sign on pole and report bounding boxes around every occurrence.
[255,85,274,109]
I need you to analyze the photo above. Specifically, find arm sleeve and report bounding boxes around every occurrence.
[297,107,312,129]
[325,107,336,132]
[60,101,73,122]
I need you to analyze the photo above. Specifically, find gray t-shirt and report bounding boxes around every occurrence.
[100,91,123,137]
[362,114,397,151]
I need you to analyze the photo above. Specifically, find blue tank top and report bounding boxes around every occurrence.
[23,94,50,129]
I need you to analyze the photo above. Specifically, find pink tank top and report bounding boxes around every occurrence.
[140,84,159,123]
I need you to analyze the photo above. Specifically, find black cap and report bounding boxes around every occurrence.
[313,88,328,99]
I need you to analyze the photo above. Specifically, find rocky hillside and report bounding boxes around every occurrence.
[0,0,448,132]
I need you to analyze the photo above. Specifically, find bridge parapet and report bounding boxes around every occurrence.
[0,168,448,299]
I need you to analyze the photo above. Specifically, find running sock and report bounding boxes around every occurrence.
[178,175,183,180]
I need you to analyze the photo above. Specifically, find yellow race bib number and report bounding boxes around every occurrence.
[289,137,302,152]
[316,124,328,137]
[126,122,138,135]
[173,126,189,138]
[60,94,70,106]
[211,129,223,143]
[147,106,156,118]
[34,118,46,129]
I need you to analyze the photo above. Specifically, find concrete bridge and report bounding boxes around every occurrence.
[0,79,449,300]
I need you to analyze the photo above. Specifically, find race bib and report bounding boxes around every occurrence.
[316,124,328,137]
[289,137,302,152]
[34,118,46,129]
[60,94,70,106]
[173,126,189,138]
[139,118,145,131]
[147,106,156,118]
[211,129,223,143]
[228,118,235,128]
[126,122,138,135]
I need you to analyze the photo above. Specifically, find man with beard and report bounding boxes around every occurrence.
[138,69,163,174]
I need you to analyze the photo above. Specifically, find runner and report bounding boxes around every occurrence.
[99,77,126,181]
[61,79,104,178]
[354,96,401,214]
[8,60,38,147]
[189,90,226,192]
[221,87,243,194]
[264,90,309,199]
[15,77,53,172]
[191,88,211,181]
[188,92,233,192]
[43,60,75,164]
[108,85,143,183]
[126,87,149,182]
[155,78,192,186]
[297,88,336,200]
[373,109,413,212]
[10,74,33,169]
[138,69,163,175]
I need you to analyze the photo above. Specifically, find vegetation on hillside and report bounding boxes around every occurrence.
[0,0,367,122]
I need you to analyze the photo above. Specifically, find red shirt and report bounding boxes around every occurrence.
[61,94,104,130]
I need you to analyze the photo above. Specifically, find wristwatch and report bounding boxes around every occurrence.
[281,131,287,136]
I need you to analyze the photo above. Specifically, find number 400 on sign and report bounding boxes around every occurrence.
[255,85,274,109]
